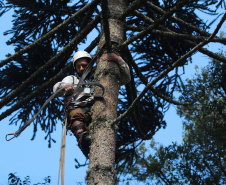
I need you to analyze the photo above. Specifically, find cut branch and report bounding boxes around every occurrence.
[185,39,226,63]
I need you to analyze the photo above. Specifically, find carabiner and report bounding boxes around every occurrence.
[5,133,17,141]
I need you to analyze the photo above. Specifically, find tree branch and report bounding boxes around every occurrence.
[119,0,190,50]
[185,39,226,63]
[0,0,100,67]
[146,1,214,37]
[85,35,101,53]
[203,158,221,185]
[125,49,151,139]
[126,24,226,63]
[129,50,190,105]
[119,0,148,20]
[101,0,111,52]
[111,11,226,125]
[126,25,226,44]
[0,14,102,119]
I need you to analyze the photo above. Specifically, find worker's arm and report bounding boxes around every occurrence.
[53,76,77,96]
[102,53,131,85]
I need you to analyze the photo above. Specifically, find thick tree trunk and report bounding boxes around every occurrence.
[86,0,126,184]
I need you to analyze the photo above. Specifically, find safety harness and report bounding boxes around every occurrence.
[5,57,104,141]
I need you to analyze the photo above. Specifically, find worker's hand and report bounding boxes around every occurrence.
[102,53,119,62]
[65,86,75,94]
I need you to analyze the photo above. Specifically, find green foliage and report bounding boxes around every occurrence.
[121,59,226,184]
[8,173,51,185]
[177,57,226,146]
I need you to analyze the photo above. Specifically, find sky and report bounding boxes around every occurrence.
[0,6,225,185]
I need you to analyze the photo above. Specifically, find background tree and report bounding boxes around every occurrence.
[122,57,226,184]
[0,0,226,183]
[8,173,51,185]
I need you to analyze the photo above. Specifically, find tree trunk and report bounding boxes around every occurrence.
[86,0,126,184]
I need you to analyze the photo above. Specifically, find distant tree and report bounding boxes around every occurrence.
[121,57,226,184]
[0,0,226,183]
[8,173,51,185]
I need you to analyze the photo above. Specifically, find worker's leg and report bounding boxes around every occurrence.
[67,108,91,158]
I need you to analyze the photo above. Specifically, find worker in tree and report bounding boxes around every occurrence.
[53,51,131,158]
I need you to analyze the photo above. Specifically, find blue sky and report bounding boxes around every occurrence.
[0,7,225,185]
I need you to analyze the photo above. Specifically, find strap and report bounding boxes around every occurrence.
[69,50,102,98]
[71,75,75,84]
[66,58,96,101]
[71,124,87,135]
[5,83,75,140]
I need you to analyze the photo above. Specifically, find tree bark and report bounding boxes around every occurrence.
[87,0,126,184]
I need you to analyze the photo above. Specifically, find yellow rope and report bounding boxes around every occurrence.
[57,125,64,185]
[58,118,67,185]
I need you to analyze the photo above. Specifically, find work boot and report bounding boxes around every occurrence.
[70,120,91,158]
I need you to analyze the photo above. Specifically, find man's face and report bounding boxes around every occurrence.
[75,58,89,76]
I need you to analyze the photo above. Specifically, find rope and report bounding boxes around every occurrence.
[5,82,104,141]
[57,117,67,185]
[58,125,64,185]
[61,117,67,185]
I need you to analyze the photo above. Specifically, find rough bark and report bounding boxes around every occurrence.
[87,0,126,184]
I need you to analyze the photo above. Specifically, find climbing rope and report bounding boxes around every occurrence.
[58,124,64,185]
[59,116,67,185]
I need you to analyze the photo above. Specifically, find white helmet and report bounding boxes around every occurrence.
[73,51,92,67]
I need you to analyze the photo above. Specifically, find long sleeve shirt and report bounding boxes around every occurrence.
[53,56,131,108]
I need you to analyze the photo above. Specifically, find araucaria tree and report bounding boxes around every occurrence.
[0,0,226,184]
